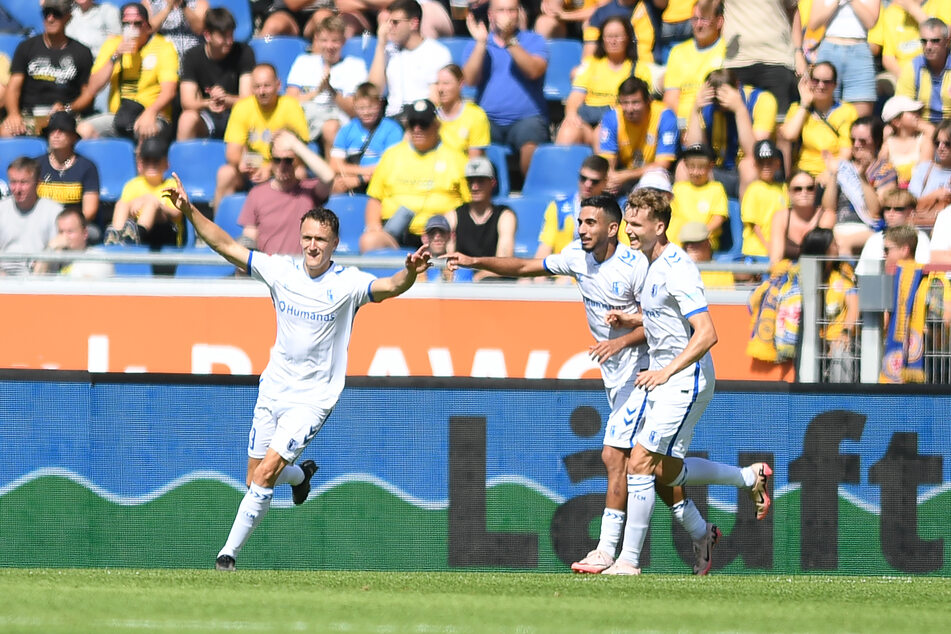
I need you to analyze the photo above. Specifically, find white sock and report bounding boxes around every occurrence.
[595,508,625,557]
[276,464,304,486]
[672,457,748,488]
[218,482,273,559]
[672,499,707,542]
[617,474,655,567]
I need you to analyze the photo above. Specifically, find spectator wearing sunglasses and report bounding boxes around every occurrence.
[896,18,951,124]
[2,0,95,137]
[768,169,835,264]
[532,154,609,260]
[856,189,931,275]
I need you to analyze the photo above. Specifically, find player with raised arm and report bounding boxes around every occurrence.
[163,173,431,571]
[446,194,718,576]
[598,188,772,576]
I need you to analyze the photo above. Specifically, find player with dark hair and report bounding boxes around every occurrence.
[162,173,431,571]
[446,194,719,575]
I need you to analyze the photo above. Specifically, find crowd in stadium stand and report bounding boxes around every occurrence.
[2,0,951,281]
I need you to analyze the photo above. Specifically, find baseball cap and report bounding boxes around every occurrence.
[681,143,715,160]
[465,156,495,179]
[46,110,77,134]
[753,139,781,162]
[406,99,438,127]
[881,95,923,123]
[425,215,451,234]
[634,169,673,194]
[679,222,710,244]
[138,136,168,160]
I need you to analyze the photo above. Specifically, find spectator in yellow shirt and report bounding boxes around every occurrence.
[213,63,309,210]
[104,136,182,248]
[435,64,491,158]
[669,143,729,251]
[361,99,470,253]
[663,0,726,130]
[741,140,788,261]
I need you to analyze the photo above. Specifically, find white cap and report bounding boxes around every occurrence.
[635,169,673,194]
[881,95,923,123]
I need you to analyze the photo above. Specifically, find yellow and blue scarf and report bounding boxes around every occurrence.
[880,261,928,383]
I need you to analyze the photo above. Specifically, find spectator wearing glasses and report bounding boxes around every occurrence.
[2,0,95,137]
[908,119,951,230]
[856,189,931,274]
[533,154,609,259]
[596,76,678,196]
[237,130,335,255]
[779,61,858,177]
[896,18,951,124]
[867,1,951,81]
[361,99,470,253]
[820,116,897,255]
[369,0,452,119]
[76,2,179,141]
[768,169,835,264]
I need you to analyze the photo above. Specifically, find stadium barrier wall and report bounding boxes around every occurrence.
[2,372,947,575]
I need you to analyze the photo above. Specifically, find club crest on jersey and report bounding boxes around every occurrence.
[612,281,622,295]
[327,289,334,303]
[651,284,658,296]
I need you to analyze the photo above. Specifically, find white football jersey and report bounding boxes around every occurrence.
[544,241,649,389]
[249,252,376,407]
[640,243,714,376]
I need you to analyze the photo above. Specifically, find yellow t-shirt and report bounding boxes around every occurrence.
[582,2,655,64]
[597,100,679,170]
[120,175,184,245]
[93,34,179,118]
[664,37,726,127]
[537,196,577,254]
[366,141,471,235]
[439,102,491,156]
[784,101,858,176]
[670,180,729,250]
[701,270,735,290]
[572,57,654,107]
[223,95,309,162]
[740,180,787,257]
[664,0,697,23]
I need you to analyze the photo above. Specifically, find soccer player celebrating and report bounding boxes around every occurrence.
[162,173,431,571]
[446,194,718,575]
[600,188,772,575]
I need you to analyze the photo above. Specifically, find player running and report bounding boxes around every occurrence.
[162,173,431,571]
[599,188,772,575]
[446,194,719,575]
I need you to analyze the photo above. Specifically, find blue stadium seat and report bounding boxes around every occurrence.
[168,246,236,278]
[521,144,591,200]
[0,32,23,58]
[483,144,510,198]
[168,139,225,203]
[215,193,247,239]
[101,244,153,276]
[715,198,745,262]
[327,193,370,253]
[76,138,137,202]
[0,137,47,175]
[208,0,254,42]
[544,39,582,102]
[361,248,413,277]
[249,36,308,90]
[1,1,43,34]
[341,34,377,70]
[439,36,473,66]
[500,195,550,257]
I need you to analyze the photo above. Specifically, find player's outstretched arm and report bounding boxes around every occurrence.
[444,252,550,277]
[370,244,432,301]
[162,173,250,270]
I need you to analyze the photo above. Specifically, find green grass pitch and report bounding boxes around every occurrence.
[0,569,949,633]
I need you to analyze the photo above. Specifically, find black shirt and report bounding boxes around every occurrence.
[181,41,256,97]
[454,203,509,258]
[10,35,93,111]
[35,153,100,213]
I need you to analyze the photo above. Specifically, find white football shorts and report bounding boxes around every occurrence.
[248,394,333,462]
[634,362,715,459]
[603,380,648,449]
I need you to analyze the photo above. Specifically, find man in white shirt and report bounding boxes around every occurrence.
[601,187,772,575]
[446,194,718,576]
[162,172,432,572]
[368,0,451,119]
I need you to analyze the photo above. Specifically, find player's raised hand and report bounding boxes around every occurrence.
[605,309,642,329]
[405,244,432,275]
[161,172,191,214]
[443,251,474,271]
